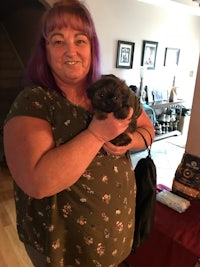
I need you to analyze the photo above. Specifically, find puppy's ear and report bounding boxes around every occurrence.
[120,80,129,93]
[87,83,100,99]
[87,87,94,99]
[102,74,117,80]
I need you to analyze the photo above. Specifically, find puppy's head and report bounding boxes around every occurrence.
[87,75,130,113]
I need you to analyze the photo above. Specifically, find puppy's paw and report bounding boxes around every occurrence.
[110,133,131,146]
[128,119,137,133]
[94,110,108,120]
[114,107,130,119]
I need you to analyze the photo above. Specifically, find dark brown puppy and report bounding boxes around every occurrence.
[87,74,139,146]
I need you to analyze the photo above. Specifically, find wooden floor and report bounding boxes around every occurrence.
[0,164,33,267]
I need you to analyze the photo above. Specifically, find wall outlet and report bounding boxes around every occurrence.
[189,71,194,77]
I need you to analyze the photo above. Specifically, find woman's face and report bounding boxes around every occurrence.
[46,26,91,87]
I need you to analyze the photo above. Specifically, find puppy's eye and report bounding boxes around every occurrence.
[112,96,118,100]
[99,93,104,98]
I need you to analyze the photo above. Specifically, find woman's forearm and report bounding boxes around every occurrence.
[4,117,104,199]
[31,129,104,198]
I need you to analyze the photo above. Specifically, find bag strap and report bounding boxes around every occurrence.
[136,128,153,157]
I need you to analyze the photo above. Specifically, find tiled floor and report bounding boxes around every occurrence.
[130,135,185,189]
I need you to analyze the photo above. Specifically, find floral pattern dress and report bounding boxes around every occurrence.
[5,86,142,267]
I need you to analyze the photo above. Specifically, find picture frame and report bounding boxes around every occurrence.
[141,40,158,70]
[116,40,135,69]
[164,47,180,67]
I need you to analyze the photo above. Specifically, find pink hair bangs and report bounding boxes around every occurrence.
[42,6,93,40]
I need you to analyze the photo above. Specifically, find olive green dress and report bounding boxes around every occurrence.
[5,86,142,267]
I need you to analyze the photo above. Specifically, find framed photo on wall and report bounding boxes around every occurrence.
[116,40,135,69]
[164,47,180,67]
[141,40,158,70]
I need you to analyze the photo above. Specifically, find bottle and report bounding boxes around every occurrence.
[144,85,148,104]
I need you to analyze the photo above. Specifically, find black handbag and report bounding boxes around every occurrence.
[132,129,157,252]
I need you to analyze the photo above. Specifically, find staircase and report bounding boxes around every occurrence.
[0,23,24,162]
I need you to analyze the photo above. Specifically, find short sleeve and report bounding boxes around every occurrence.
[4,86,53,125]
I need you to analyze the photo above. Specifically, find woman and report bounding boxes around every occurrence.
[3,0,155,266]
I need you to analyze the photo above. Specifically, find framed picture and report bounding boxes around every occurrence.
[164,48,180,67]
[116,40,135,69]
[141,40,158,70]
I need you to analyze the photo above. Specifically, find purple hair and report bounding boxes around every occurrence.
[25,0,101,91]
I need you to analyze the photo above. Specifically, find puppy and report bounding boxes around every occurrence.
[87,74,138,146]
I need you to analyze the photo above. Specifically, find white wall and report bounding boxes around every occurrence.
[186,56,200,157]
[47,0,200,107]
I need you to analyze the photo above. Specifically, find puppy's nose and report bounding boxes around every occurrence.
[112,96,118,101]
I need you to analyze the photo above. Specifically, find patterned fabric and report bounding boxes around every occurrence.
[5,86,142,267]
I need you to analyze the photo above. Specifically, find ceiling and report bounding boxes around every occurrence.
[142,0,200,6]
[1,0,200,21]
[173,0,200,6]
[137,0,200,16]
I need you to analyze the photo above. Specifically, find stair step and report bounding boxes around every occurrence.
[0,56,23,67]
[0,24,24,127]
[0,68,23,77]
[0,79,22,89]
[0,87,21,97]
[0,51,20,60]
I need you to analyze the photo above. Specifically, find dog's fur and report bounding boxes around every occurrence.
[87,74,138,146]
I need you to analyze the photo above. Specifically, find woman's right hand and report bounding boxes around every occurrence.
[88,109,133,143]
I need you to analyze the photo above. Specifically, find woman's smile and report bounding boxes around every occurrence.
[46,27,91,85]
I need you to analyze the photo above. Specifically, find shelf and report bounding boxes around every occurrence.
[154,130,181,141]
[150,100,184,109]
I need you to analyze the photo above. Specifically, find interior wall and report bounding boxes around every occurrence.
[1,0,199,107]
[85,0,200,107]
[46,0,200,160]
[186,56,200,157]
[1,0,200,159]
[25,0,200,108]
